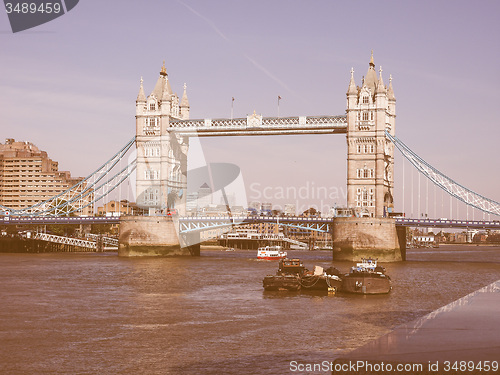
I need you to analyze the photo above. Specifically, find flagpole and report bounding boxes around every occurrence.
[277,95,281,118]
[231,97,234,120]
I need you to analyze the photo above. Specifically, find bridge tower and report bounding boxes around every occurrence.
[346,52,396,217]
[135,62,190,215]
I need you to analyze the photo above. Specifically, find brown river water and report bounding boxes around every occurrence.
[1,245,499,374]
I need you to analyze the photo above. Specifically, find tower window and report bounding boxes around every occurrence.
[363,95,369,104]
[149,103,156,111]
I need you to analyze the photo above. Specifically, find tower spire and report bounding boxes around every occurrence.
[160,60,167,76]
[180,83,190,107]
[376,66,386,94]
[387,74,396,100]
[364,51,377,93]
[347,67,357,95]
[136,76,146,102]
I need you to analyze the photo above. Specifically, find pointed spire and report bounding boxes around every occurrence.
[136,77,146,102]
[161,75,172,101]
[376,66,386,94]
[180,83,190,107]
[160,60,167,76]
[387,74,396,100]
[347,67,357,95]
[364,51,377,93]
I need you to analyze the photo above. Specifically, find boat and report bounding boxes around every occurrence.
[341,258,392,294]
[300,265,342,292]
[277,258,305,275]
[257,245,287,260]
[263,274,301,291]
[262,258,304,291]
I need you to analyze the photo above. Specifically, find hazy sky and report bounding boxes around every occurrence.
[1,1,499,218]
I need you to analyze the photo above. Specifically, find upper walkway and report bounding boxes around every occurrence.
[169,114,347,137]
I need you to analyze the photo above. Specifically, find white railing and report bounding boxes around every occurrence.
[34,233,97,250]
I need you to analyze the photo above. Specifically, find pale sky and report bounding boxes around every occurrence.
[1,0,499,218]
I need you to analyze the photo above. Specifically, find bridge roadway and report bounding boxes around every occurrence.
[2,215,499,231]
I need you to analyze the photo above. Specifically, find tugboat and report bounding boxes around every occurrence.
[341,258,391,295]
[262,258,304,291]
[257,245,287,260]
[300,265,342,293]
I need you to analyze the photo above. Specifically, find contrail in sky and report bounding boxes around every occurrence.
[176,0,294,94]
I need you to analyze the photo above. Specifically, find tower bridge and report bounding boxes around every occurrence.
[1,53,499,260]
[135,53,395,219]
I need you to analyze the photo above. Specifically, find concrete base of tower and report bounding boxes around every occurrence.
[118,216,199,257]
[332,217,404,262]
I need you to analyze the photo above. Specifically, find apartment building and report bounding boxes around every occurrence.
[0,138,92,215]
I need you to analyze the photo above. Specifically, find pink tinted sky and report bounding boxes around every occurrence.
[1,0,499,217]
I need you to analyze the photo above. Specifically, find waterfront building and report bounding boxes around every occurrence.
[0,138,92,215]
[96,200,142,216]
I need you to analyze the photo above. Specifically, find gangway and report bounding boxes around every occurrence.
[34,233,97,250]
[282,237,308,249]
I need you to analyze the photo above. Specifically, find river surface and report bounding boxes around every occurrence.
[1,245,499,374]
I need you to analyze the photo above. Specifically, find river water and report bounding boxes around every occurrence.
[0,245,499,374]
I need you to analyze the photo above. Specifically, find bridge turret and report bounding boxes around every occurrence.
[346,52,395,218]
[135,63,189,216]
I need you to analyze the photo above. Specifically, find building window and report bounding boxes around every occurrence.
[362,112,369,121]
[149,102,156,111]
[144,169,159,180]
[363,95,369,104]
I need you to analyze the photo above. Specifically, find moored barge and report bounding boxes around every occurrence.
[341,258,391,295]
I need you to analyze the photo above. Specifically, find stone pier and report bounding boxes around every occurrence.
[118,216,199,257]
[332,217,405,262]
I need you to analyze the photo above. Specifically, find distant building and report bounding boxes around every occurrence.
[185,191,199,213]
[248,201,260,211]
[284,204,296,216]
[0,138,92,215]
[97,200,143,216]
[261,202,272,214]
[197,182,212,209]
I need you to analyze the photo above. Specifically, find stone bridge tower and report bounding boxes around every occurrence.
[346,52,396,217]
[135,63,190,215]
